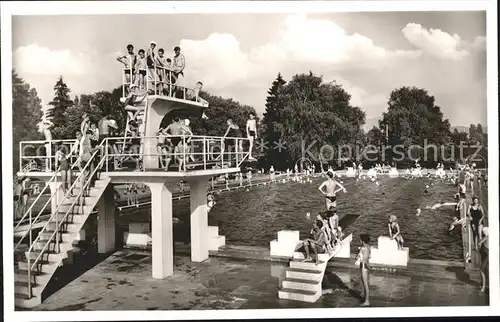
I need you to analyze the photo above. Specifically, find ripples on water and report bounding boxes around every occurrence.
[121,177,468,261]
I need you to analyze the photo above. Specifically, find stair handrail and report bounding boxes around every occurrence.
[14,141,80,250]
[24,141,106,297]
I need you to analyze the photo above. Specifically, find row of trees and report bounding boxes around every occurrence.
[260,74,487,170]
[262,72,366,170]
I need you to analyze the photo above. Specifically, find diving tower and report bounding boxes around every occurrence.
[14,65,252,308]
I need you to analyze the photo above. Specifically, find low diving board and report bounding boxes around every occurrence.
[278,234,353,303]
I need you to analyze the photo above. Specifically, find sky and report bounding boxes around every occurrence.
[12,11,487,130]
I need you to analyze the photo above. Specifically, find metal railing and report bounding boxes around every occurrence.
[19,139,79,173]
[121,66,207,105]
[14,142,81,251]
[22,141,106,298]
[102,135,250,172]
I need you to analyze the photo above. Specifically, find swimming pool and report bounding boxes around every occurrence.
[118,176,466,261]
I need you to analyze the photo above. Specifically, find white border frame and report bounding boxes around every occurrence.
[2,1,498,321]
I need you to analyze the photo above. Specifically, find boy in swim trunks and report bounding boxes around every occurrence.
[318,171,347,210]
[185,81,209,106]
[246,113,257,160]
[116,44,137,95]
[135,49,147,90]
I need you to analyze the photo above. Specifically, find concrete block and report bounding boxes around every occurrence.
[277,230,300,245]
[208,236,225,251]
[370,246,409,267]
[270,239,302,258]
[123,232,152,247]
[129,222,150,234]
[378,236,399,252]
[208,226,219,239]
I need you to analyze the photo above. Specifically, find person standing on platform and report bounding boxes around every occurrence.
[477,226,488,292]
[246,113,258,161]
[116,44,137,94]
[356,233,371,306]
[467,196,485,248]
[172,46,185,97]
[146,41,157,93]
[318,171,346,210]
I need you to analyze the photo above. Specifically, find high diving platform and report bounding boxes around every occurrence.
[14,64,256,308]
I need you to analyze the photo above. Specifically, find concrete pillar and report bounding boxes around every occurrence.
[97,186,116,254]
[48,180,65,214]
[149,182,174,279]
[188,178,209,262]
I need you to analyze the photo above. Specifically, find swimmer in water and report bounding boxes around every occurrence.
[428,202,456,210]
[388,215,404,250]
[318,171,346,210]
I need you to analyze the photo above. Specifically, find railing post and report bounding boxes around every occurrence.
[105,139,109,172]
[183,75,186,100]
[48,141,52,172]
[169,70,172,97]
[122,68,125,97]
[235,138,239,167]
[154,65,157,95]
[203,137,207,170]
[221,137,224,168]
[182,136,186,171]
[19,141,22,171]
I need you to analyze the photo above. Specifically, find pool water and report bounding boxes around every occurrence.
[118,177,466,261]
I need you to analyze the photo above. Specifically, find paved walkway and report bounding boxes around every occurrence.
[32,250,488,311]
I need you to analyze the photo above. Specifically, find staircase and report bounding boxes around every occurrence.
[14,147,110,309]
[278,241,347,303]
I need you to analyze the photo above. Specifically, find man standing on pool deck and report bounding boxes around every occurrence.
[318,171,347,210]
[246,113,257,160]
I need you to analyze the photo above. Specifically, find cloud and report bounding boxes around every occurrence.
[401,23,472,60]
[276,14,420,65]
[13,43,92,76]
[180,14,421,94]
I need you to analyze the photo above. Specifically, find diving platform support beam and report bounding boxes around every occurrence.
[97,186,116,254]
[149,182,174,279]
[188,177,209,262]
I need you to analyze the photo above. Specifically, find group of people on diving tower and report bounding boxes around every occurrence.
[117,42,259,169]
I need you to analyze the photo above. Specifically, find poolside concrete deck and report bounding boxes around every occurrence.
[30,248,488,311]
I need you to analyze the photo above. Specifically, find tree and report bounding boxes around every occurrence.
[366,126,385,147]
[381,86,452,166]
[450,128,468,146]
[262,74,287,168]
[263,72,366,170]
[190,91,257,137]
[48,76,74,139]
[62,86,126,138]
[12,70,43,172]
